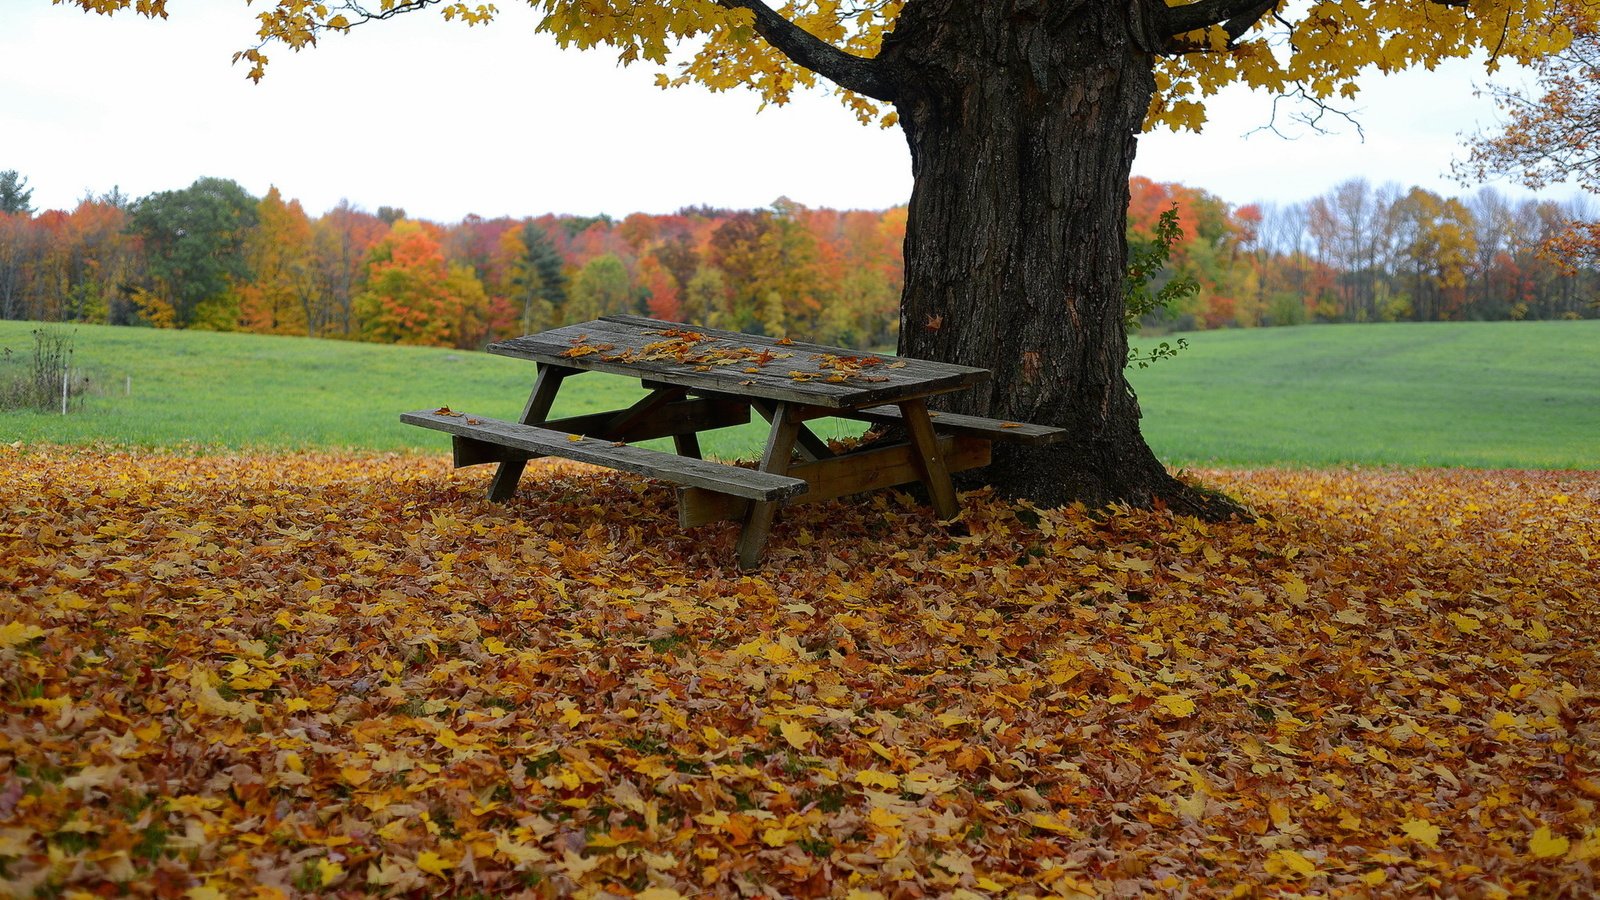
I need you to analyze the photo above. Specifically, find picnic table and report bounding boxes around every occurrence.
[402,315,1065,568]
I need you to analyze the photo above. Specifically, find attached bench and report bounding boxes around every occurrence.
[399,410,809,503]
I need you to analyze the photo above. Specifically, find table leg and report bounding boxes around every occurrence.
[737,401,802,569]
[673,432,703,459]
[899,397,961,520]
[487,364,568,502]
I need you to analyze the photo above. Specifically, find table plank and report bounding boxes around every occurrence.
[489,316,988,410]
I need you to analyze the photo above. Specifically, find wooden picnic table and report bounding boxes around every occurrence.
[402,315,1065,568]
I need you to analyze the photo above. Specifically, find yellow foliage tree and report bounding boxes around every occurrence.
[239,186,315,336]
[57,0,1594,513]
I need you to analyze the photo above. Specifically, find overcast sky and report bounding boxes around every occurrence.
[2,3,1581,222]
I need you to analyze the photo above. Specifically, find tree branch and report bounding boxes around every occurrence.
[716,0,896,102]
[1155,0,1281,40]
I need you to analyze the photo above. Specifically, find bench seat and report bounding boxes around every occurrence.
[847,405,1068,445]
[400,410,809,502]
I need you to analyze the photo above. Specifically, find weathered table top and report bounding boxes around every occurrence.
[489,314,989,410]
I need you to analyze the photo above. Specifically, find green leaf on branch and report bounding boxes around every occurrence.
[1124,203,1198,368]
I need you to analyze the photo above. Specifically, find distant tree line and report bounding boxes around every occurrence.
[0,171,1593,351]
[1129,177,1598,331]
[0,174,907,349]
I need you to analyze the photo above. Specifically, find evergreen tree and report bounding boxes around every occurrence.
[514,221,568,316]
[0,171,33,216]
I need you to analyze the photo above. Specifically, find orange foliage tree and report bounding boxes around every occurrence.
[353,220,489,348]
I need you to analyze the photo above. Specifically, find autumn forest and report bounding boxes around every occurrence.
[1,173,1594,352]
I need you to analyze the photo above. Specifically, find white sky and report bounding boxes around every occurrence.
[1,2,1581,221]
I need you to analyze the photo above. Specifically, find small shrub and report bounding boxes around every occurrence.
[1,328,89,412]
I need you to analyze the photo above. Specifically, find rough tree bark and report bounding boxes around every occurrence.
[874,1,1242,516]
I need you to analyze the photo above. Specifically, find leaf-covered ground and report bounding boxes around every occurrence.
[2,446,1596,898]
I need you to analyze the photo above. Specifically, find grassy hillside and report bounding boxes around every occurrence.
[1130,320,1600,469]
[1,319,1596,468]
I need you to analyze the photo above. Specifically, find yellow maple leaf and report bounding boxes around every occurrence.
[779,720,815,749]
[1282,575,1309,603]
[340,765,374,786]
[1401,818,1442,849]
[868,806,904,831]
[495,835,547,867]
[189,669,258,720]
[855,770,900,791]
[0,622,47,648]
[1028,813,1079,835]
[1267,848,1318,877]
[1268,800,1292,829]
[1529,826,1570,859]
[1152,694,1197,719]
[317,858,345,887]
[415,850,454,877]
[1173,790,1207,819]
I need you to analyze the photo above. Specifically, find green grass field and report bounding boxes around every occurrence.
[1,319,1596,468]
[1129,320,1599,469]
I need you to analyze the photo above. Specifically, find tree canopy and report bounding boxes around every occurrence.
[60,0,1586,131]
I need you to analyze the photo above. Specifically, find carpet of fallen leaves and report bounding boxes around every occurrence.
[2,445,1597,899]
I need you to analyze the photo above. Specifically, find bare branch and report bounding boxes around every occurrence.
[1245,86,1367,142]
[340,1,438,24]
[716,0,896,102]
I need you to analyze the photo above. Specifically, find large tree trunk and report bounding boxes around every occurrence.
[879,1,1237,517]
